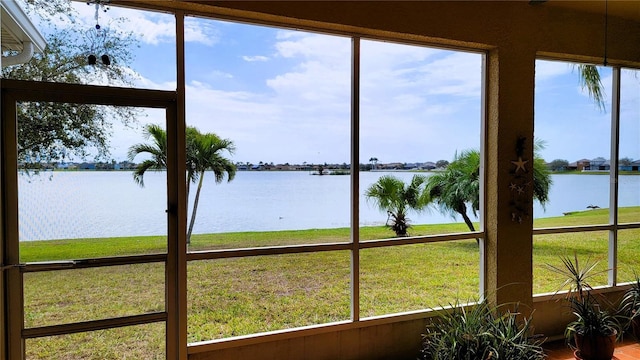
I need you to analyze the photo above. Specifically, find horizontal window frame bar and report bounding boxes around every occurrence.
[187,231,484,261]
[14,230,485,271]
[22,312,167,339]
[359,231,483,249]
[617,222,640,230]
[533,224,612,235]
[187,242,351,261]
[2,79,176,108]
[20,254,167,273]
[533,222,640,236]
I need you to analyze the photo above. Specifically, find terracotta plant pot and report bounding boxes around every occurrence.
[573,332,616,360]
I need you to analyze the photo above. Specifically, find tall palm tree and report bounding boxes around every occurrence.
[425,141,551,235]
[186,131,236,244]
[128,124,236,244]
[128,124,167,187]
[424,149,480,234]
[365,174,429,237]
[369,157,379,170]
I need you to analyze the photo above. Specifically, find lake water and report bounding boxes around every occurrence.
[17,171,640,241]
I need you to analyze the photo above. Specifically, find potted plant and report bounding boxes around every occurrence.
[420,299,545,360]
[547,254,622,360]
[620,274,640,341]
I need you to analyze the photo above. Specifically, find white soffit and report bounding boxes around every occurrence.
[1,0,46,53]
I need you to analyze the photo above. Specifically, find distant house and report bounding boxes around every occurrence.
[78,162,96,170]
[274,164,295,171]
[421,162,436,170]
[117,161,136,170]
[382,162,403,170]
[567,157,613,171]
[567,158,591,171]
[620,159,640,172]
[591,157,608,170]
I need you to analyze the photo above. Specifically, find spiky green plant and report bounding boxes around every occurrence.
[420,300,545,360]
[620,274,640,337]
[546,254,623,341]
[546,253,600,301]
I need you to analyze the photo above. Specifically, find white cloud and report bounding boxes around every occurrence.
[184,81,337,163]
[419,52,483,97]
[535,59,573,81]
[91,26,486,163]
[68,3,172,45]
[69,3,218,46]
[266,34,352,118]
[274,31,351,64]
[361,39,440,69]
[184,18,220,46]
[134,76,176,91]
[209,70,234,79]
[118,25,482,163]
[242,55,269,62]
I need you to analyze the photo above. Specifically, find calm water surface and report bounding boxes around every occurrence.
[18,171,640,241]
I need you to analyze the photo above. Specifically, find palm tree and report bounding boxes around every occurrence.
[128,124,236,244]
[128,124,167,187]
[365,174,429,236]
[185,131,236,244]
[424,149,480,234]
[531,140,552,207]
[425,140,551,235]
[369,157,379,170]
[577,64,605,111]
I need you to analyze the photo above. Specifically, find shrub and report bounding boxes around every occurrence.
[420,300,545,360]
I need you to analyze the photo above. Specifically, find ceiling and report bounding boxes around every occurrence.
[3,0,638,54]
[1,28,21,52]
[174,1,640,23]
[73,1,640,26]
[538,0,640,23]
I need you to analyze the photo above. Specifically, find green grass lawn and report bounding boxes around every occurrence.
[20,207,640,359]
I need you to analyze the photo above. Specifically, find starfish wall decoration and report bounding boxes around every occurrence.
[511,157,528,173]
[509,136,531,223]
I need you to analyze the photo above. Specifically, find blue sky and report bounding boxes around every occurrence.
[31,2,640,165]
